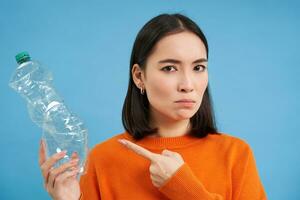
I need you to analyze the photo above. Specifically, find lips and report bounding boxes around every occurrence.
[175,99,195,103]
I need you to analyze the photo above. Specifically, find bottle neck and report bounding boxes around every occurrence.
[17,57,31,65]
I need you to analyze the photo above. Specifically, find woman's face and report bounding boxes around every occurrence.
[134,31,208,124]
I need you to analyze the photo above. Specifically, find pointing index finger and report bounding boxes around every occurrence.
[118,139,157,162]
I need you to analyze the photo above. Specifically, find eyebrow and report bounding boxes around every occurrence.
[158,58,208,64]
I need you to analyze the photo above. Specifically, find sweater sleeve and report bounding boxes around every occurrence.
[79,150,101,200]
[232,145,267,200]
[158,162,224,200]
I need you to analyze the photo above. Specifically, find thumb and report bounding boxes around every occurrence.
[162,149,184,162]
[161,149,175,157]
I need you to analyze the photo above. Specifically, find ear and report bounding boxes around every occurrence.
[132,63,145,89]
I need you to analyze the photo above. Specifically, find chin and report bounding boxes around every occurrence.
[173,111,195,120]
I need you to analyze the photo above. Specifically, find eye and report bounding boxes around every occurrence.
[194,65,206,72]
[161,66,177,72]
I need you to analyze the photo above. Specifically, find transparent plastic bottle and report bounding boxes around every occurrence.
[9,52,88,177]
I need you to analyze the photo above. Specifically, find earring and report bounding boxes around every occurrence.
[139,84,145,95]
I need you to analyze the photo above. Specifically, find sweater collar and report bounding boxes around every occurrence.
[123,131,204,149]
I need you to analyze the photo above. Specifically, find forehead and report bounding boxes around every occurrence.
[149,31,207,61]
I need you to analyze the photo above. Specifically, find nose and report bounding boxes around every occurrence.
[178,74,194,93]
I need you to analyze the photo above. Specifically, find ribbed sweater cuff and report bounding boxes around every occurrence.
[158,163,223,200]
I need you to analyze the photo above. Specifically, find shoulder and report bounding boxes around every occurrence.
[88,131,129,158]
[210,132,257,167]
[207,132,253,154]
[208,132,251,147]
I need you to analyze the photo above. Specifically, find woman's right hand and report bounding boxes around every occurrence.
[39,140,81,200]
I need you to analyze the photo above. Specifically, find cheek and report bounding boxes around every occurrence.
[201,79,208,93]
[146,76,173,105]
[197,73,208,93]
[195,75,208,107]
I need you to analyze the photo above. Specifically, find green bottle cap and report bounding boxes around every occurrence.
[15,51,31,64]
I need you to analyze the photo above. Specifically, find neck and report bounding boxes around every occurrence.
[149,112,191,138]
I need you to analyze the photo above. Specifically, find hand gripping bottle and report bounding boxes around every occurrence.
[9,52,88,177]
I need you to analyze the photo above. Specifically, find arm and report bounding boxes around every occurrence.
[158,163,224,200]
[232,145,267,200]
[158,144,267,200]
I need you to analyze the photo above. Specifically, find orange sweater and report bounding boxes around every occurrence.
[79,131,267,199]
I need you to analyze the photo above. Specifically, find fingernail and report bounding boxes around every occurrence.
[73,167,80,172]
[60,150,67,155]
[71,158,79,163]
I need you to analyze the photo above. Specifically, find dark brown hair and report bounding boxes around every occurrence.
[122,13,219,140]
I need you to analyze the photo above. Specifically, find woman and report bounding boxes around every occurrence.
[39,13,267,200]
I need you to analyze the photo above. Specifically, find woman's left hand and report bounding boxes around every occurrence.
[118,139,185,188]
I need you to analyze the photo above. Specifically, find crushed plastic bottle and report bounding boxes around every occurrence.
[9,52,88,177]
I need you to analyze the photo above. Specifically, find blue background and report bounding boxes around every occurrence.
[1,0,299,199]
